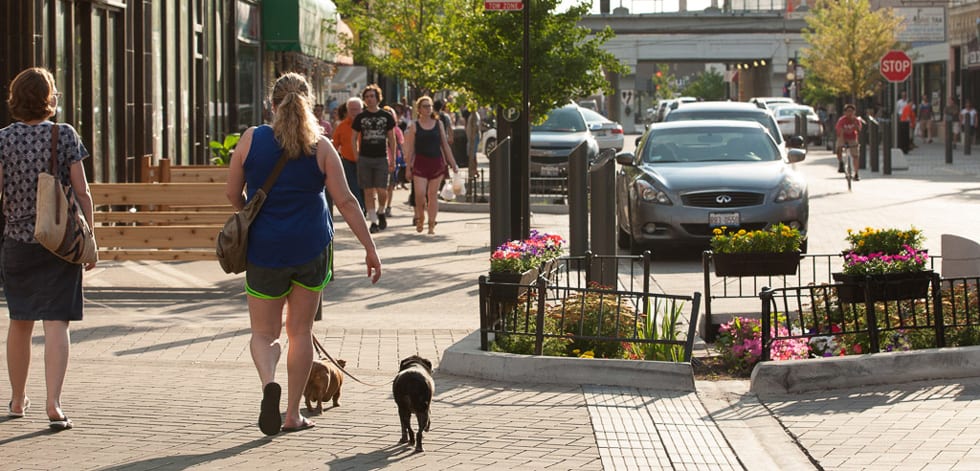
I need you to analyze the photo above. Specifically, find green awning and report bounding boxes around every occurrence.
[262,0,344,63]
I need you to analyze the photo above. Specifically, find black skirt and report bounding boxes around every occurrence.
[2,238,83,321]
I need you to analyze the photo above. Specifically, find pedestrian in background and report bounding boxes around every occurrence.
[433,99,454,146]
[1,67,97,431]
[352,84,397,234]
[332,98,365,212]
[382,105,405,218]
[960,99,977,148]
[405,96,459,234]
[313,103,332,139]
[916,96,933,144]
[224,72,381,436]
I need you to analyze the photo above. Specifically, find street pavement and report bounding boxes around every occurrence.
[1,139,979,470]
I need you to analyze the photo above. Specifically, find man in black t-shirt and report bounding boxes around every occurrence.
[352,84,396,233]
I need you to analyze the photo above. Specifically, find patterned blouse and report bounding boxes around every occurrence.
[0,121,89,243]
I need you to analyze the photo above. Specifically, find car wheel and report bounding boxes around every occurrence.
[617,225,632,250]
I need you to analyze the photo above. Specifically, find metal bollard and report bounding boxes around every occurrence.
[588,149,617,288]
[869,117,879,172]
[881,117,892,175]
[568,141,589,257]
[946,118,954,164]
[489,138,512,252]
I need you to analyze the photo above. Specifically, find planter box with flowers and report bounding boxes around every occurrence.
[488,231,565,302]
[709,223,804,277]
[832,226,932,303]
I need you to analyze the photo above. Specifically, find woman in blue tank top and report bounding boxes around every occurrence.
[225,73,382,436]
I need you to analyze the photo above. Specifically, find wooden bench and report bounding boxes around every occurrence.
[91,182,231,261]
[139,155,228,183]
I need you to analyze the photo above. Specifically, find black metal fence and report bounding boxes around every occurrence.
[701,251,941,341]
[758,274,980,361]
[479,252,702,362]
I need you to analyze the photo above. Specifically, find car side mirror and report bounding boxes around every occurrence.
[787,148,806,163]
[787,135,805,148]
[635,136,642,147]
[615,152,636,166]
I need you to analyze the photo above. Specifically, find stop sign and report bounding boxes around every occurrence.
[880,50,912,83]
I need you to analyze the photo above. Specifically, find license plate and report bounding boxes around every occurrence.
[541,166,560,177]
[594,131,607,137]
[709,212,740,227]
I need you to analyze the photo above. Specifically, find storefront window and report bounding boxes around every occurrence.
[237,0,261,131]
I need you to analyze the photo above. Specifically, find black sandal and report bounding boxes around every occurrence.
[258,382,282,436]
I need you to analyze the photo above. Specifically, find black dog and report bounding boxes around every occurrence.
[392,355,434,453]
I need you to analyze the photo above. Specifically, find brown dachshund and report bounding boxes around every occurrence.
[304,358,345,414]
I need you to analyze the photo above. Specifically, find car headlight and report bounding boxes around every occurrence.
[636,180,671,205]
[775,175,805,202]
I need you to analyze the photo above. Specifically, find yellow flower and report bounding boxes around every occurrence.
[712,228,722,235]
[737,229,746,235]
[572,349,581,355]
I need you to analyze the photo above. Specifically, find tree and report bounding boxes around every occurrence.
[681,69,725,101]
[442,0,625,120]
[650,65,678,101]
[800,0,904,103]
[335,0,470,96]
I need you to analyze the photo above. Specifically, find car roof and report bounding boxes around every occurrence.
[668,101,769,113]
[646,119,768,132]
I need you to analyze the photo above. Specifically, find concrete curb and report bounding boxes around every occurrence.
[438,331,696,391]
[750,345,980,395]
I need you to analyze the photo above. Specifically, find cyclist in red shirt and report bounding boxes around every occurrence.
[835,104,863,180]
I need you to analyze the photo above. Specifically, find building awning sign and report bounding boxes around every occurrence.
[967,38,980,70]
[262,0,352,65]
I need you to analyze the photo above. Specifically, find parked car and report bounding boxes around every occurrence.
[662,101,794,151]
[529,105,599,178]
[579,107,624,151]
[770,104,824,145]
[657,96,698,122]
[615,120,808,252]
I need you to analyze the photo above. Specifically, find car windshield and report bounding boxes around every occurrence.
[641,128,779,164]
[533,108,587,132]
[666,111,782,143]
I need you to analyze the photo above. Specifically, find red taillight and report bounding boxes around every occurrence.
[611,128,624,134]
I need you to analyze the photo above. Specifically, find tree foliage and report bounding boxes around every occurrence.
[651,64,678,101]
[452,0,626,119]
[800,0,904,102]
[336,0,626,120]
[335,0,468,95]
[681,69,725,101]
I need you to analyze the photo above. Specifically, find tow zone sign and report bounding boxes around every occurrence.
[485,1,522,11]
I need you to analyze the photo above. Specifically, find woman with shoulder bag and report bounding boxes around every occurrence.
[404,96,459,234]
[0,67,96,431]
[224,73,382,435]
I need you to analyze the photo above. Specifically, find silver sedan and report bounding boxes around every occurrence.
[616,120,808,252]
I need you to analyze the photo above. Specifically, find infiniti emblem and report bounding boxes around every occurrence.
[716,195,732,204]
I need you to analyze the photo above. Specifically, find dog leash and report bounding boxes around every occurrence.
[311,333,393,388]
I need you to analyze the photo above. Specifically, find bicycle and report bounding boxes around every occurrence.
[840,143,854,191]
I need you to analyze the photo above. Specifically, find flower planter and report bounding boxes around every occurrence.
[487,267,540,302]
[712,252,802,277]
[831,271,933,303]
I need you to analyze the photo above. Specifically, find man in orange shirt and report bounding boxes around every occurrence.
[332,97,365,212]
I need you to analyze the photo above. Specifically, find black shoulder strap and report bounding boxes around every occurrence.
[260,154,289,194]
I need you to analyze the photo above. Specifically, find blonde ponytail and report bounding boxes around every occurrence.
[270,73,318,159]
